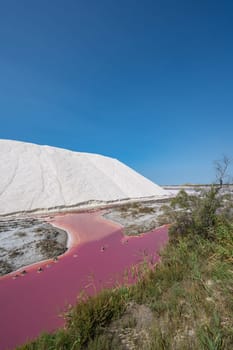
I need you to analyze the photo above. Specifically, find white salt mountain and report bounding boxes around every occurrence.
[0,139,166,216]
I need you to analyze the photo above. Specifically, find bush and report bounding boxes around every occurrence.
[169,187,226,241]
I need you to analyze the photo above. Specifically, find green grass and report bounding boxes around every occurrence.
[18,189,233,350]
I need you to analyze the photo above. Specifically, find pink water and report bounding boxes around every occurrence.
[0,212,168,350]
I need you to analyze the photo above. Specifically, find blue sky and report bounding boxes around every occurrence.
[1,0,233,184]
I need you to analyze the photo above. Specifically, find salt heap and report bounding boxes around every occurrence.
[0,139,166,215]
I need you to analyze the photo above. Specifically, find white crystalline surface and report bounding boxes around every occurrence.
[0,139,166,215]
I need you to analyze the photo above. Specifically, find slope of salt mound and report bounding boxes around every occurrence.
[0,139,166,215]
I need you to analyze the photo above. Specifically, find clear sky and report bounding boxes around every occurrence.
[1,0,233,184]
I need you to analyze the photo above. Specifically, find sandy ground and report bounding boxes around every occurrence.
[103,199,169,236]
[0,217,67,275]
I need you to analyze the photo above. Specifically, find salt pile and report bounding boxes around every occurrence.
[0,139,166,215]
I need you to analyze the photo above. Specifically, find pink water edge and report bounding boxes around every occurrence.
[0,211,168,350]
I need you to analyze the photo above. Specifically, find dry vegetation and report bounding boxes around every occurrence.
[35,239,66,257]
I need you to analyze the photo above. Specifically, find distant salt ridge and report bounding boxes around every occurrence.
[0,139,166,215]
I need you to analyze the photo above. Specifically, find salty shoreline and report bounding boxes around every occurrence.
[0,217,68,277]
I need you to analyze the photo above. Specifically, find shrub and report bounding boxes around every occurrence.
[169,187,227,241]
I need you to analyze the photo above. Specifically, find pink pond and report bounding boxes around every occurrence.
[0,211,168,350]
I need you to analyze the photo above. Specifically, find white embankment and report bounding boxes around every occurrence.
[0,139,167,216]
